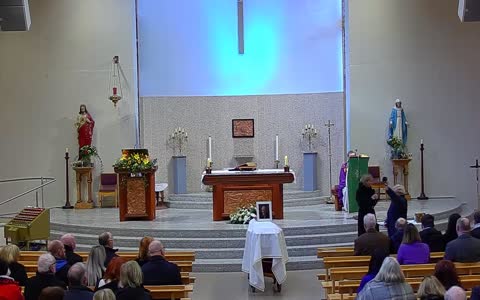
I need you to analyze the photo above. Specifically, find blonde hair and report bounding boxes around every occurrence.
[86,245,106,286]
[93,289,116,300]
[0,244,20,264]
[374,257,405,283]
[402,223,422,244]
[418,276,446,299]
[120,261,143,288]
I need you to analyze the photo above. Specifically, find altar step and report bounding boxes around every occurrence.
[167,190,328,209]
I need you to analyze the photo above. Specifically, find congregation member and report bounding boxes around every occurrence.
[397,223,430,265]
[356,174,379,236]
[136,236,154,267]
[470,211,480,239]
[434,260,462,291]
[97,256,126,293]
[443,213,461,245]
[61,233,84,265]
[142,240,182,285]
[63,262,94,300]
[390,218,407,254]
[444,217,480,262]
[417,275,446,300]
[357,257,415,300]
[444,286,466,300]
[354,214,390,256]
[420,214,446,252]
[384,183,408,237]
[99,232,119,267]
[357,248,389,293]
[86,245,107,287]
[116,261,151,300]
[0,244,27,286]
[38,286,65,300]
[48,240,71,285]
[0,258,23,300]
[94,289,116,300]
[24,253,66,300]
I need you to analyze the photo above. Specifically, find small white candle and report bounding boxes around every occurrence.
[285,155,289,166]
[65,148,69,153]
[208,136,212,160]
[421,139,424,144]
[275,135,279,161]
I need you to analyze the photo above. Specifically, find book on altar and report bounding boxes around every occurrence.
[229,162,257,171]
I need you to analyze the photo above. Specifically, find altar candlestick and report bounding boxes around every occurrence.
[208,136,212,160]
[65,148,69,154]
[275,135,279,161]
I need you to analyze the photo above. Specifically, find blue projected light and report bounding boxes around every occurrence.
[138,0,343,96]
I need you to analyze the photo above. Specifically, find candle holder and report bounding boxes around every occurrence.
[205,167,212,174]
[284,165,290,172]
[274,160,280,169]
[63,151,74,209]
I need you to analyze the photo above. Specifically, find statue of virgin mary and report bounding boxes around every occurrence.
[388,99,408,145]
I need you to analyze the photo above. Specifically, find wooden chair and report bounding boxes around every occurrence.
[98,173,118,207]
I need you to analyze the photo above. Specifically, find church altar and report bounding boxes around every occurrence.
[202,169,295,221]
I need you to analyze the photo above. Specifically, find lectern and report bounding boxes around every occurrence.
[346,156,369,213]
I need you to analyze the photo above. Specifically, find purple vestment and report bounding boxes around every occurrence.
[337,162,348,205]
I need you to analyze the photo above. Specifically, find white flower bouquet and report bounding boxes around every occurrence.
[229,205,257,224]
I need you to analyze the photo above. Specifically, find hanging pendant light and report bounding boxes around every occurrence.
[108,56,123,107]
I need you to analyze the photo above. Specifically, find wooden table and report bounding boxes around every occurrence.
[72,166,94,208]
[202,170,294,221]
[392,158,412,199]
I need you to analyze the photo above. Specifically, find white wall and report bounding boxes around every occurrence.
[0,0,137,213]
[348,0,480,208]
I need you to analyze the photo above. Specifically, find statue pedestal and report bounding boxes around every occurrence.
[173,156,187,194]
[392,159,412,200]
[73,167,94,208]
[303,152,318,191]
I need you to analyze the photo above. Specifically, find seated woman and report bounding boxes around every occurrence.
[0,258,23,300]
[136,236,154,267]
[357,257,415,300]
[434,260,462,290]
[443,213,461,245]
[115,261,151,300]
[86,245,107,287]
[96,257,126,293]
[418,275,446,300]
[357,248,389,293]
[397,223,430,265]
[94,288,116,300]
[0,244,27,286]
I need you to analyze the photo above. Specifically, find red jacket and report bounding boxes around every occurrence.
[0,276,24,300]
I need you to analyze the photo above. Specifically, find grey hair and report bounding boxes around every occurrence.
[86,245,106,286]
[38,253,56,273]
[148,240,164,256]
[395,218,407,229]
[363,213,377,230]
[60,234,76,249]
[98,232,111,246]
[456,218,471,234]
[445,286,466,300]
[119,261,143,288]
[360,174,373,185]
[93,289,116,300]
[68,262,86,286]
[373,257,405,283]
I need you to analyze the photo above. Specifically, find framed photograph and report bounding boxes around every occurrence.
[232,119,254,138]
[256,201,272,222]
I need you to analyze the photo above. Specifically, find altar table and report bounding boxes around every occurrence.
[202,169,294,221]
[241,220,289,292]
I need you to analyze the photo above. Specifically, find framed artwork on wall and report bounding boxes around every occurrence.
[232,119,254,138]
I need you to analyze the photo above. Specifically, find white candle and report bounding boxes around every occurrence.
[208,136,212,160]
[65,148,69,153]
[275,135,279,161]
[285,155,288,166]
[421,139,424,144]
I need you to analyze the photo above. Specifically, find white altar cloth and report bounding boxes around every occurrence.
[201,168,296,189]
[241,220,289,291]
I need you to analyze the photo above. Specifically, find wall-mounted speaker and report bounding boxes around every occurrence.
[0,0,31,31]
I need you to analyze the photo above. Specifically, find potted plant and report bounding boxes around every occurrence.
[387,137,408,159]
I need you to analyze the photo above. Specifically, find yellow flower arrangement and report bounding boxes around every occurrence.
[113,151,157,173]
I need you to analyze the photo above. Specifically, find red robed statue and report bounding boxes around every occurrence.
[75,104,95,149]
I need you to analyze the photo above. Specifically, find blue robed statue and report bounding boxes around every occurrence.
[388,99,408,145]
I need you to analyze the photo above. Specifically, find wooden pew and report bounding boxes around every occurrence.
[145,284,194,300]
[317,247,355,258]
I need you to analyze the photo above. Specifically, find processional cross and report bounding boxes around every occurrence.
[470,159,480,208]
[325,120,335,189]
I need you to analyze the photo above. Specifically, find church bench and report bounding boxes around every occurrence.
[145,284,193,300]
[317,247,355,258]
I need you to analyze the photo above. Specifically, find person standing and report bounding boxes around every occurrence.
[384,183,408,237]
[337,150,356,210]
[356,174,379,236]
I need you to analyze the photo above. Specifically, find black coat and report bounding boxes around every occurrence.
[116,287,152,300]
[104,246,119,267]
[390,229,404,254]
[8,261,28,286]
[141,256,182,286]
[445,234,480,262]
[471,227,480,239]
[65,245,84,266]
[24,272,66,300]
[96,280,120,294]
[356,183,378,236]
[385,188,408,237]
[63,285,94,300]
[420,227,445,252]
[54,259,71,286]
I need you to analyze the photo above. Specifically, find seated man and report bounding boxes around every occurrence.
[48,240,71,285]
[354,213,390,256]
[99,232,118,267]
[420,214,445,252]
[63,262,94,300]
[24,253,66,300]
[471,211,480,239]
[390,217,406,254]
[141,240,181,285]
[445,218,480,262]
[61,234,83,266]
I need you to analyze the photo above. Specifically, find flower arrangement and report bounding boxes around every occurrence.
[73,145,103,169]
[168,127,188,155]
[113,151,157,173]
[387,137,408,159]
[229,205,257,224]
[302,124,318,152]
